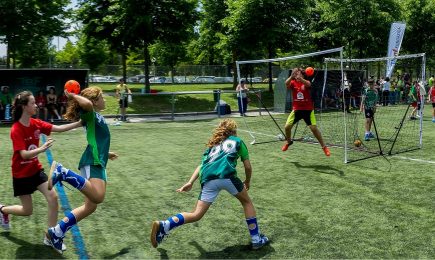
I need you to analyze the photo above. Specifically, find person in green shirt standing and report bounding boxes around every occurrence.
[0,86,13,120]
[360,79,379,141]
[150,119,269,250]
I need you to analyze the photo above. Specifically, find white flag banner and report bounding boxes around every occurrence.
[386,22,406,78]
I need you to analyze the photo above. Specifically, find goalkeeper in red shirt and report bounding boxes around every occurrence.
[281,68,330,156]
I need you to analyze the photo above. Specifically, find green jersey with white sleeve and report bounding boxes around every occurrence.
[199,136,249,185]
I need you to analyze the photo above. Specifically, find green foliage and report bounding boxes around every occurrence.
[402,0,435,61]
[77,35,111,72]
[55,41,80,66]
[309,0,401,58]
[0,0,70,67]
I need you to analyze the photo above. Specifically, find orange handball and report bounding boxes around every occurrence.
[305,67,314,77]
[64,80,81,94]
[354,139,362,147]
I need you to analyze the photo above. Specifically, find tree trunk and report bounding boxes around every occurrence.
[144,43,150,93]
[122,51,127,81]
[268,44,273,92]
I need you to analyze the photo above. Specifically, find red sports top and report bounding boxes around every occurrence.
[430,87,435,103]
[35,95,46,107]
[288,79,314,110]
[10,118,52,178]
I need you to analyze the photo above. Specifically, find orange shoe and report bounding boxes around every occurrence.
[281,141,293,151]
[322,146,331,156]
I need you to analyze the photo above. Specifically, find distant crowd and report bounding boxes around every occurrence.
[0,86,68,122]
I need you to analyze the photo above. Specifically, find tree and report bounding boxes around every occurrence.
[401,0,435,71]
[77,35,111,73]
[221,0,306,90]
[78,0,197,92]
[122,0,198,92]
[0,0,70,68]
[309,0,402,59]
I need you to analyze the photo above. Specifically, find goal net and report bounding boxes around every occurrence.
[236,50,426,163]
[235,47,345,148]
[325,53,426,163]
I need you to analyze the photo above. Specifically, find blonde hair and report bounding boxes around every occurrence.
[206,119,237,148]
[64,86,103,121]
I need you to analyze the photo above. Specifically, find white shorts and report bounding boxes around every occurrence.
[199,178,244,203]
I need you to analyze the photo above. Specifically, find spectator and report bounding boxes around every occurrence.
[0,86,13,120]
[236,79,249,116]
[46,87,61,122]
[115,78,131,121]
[35,90,48,121]
[382,77,391,106]
[58,92,68,116]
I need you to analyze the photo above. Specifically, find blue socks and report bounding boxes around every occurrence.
[246,217,260,241]
[54,212,77,238]
[62,168,86,190]
[164,213,185,233]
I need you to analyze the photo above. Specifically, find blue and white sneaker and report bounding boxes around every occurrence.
[364,133,370,141]
[368,132,375,139]
[48,161,65,190]
[46,227,64,254]
[432,118,435,123]
[44,235,66,251]
[252,234,270,250]
[150,221,168,248]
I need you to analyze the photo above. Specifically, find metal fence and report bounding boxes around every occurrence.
[111,89,265,121]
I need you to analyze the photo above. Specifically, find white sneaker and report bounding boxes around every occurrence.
[44,235,67,251]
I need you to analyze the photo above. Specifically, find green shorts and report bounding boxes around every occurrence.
[80,165,107,182]
[286,110,316,126]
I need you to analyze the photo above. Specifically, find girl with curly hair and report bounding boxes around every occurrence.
[150,119,269,250]
[45,86,118,254]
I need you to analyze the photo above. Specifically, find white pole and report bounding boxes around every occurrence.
[340,49,348,163]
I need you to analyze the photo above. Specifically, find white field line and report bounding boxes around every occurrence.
[392,155,435,165]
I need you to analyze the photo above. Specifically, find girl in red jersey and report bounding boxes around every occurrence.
[0,91,82,250]
[281,68,330,156]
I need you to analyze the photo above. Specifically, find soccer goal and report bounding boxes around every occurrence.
[236,49,426,163]
[325,53,426,163]
[235,47,346,148]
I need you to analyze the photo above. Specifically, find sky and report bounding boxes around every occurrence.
[0,0,78,57]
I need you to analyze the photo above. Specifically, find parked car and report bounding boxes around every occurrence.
[193,76,216,83]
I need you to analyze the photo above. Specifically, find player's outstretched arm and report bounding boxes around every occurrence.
[177,165,200,192]
[51,120,83,132]
[242,159,252,190]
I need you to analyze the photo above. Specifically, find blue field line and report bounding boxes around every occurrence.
[41,135,89,259]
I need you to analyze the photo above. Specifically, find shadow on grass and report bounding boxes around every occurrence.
[103,247,132,259]
[1,232,66,259]
[290,161,345,176]
[182,240,275,259]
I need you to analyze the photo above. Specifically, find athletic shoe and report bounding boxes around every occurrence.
[368,132,375,138]
[322,146,331,157]
[46,227,64,254]
[281,140,293,152]
[364,134,370,141]
[44,236,66,251]
[0,205,10,231]
[252,234,270,250]
[410,116,417,120]
[48,161,65,190]
[150,221,167,248]
[432,118,435,123]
